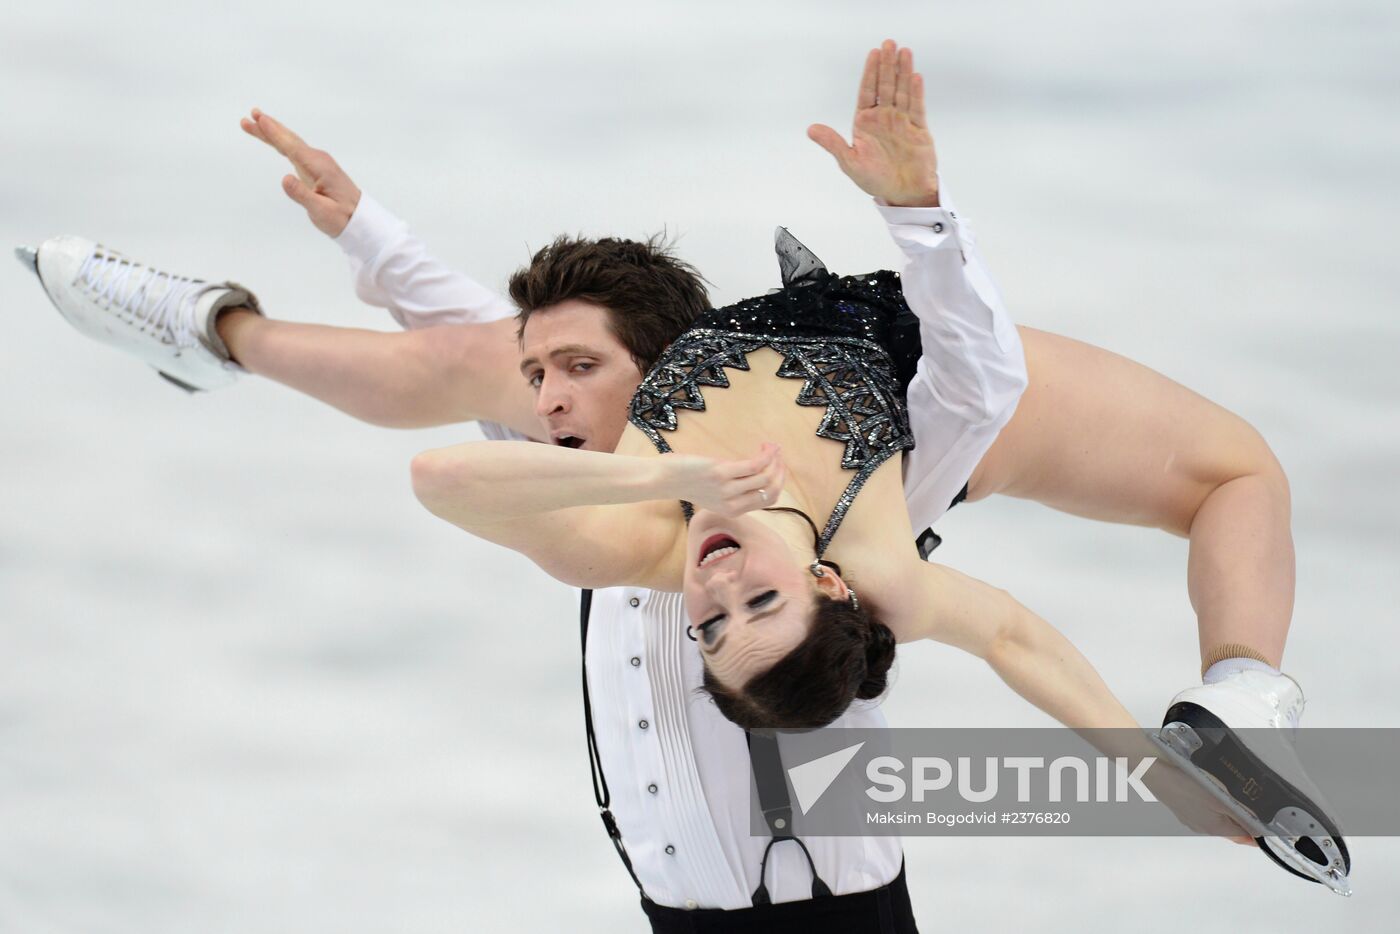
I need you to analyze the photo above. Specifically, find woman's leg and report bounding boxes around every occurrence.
[216,310,542,436]
[966,326,1294,671]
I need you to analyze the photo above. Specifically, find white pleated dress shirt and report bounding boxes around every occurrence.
[335,186,1027,910]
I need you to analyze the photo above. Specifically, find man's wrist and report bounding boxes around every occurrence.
[333,192,405,260]
[323,188,361,239]
[885,186,941,209]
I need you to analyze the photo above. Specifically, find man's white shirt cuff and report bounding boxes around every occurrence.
[334,192,407,263]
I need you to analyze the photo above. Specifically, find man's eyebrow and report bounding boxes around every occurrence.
[705,603,786,657]
[518,344,601,375]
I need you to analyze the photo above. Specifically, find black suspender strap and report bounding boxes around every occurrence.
[949,480,970,510]
[916,481,969,560]
[579,589,648,899]
[914,528,943,561]
[746,730,832,905]
[747,730,793,838]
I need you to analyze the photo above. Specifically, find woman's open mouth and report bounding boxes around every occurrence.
[697,534,740,568]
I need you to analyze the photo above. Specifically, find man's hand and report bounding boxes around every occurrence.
[808,40,940,208]
[240,108,361,238]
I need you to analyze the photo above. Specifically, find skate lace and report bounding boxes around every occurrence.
[75,247,206,347]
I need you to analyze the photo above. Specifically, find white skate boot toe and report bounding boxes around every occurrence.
[1155,669,1351,895]
[19,235,260,392]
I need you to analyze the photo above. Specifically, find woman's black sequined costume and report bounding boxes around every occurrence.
[628,230,920,557]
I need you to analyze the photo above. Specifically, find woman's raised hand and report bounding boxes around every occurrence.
[661,442,786,518]
[807,40,940,208]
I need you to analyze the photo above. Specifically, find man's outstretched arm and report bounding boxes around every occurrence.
[241,110,518,330]
[809,41,1028,534]
[225,110,543,436]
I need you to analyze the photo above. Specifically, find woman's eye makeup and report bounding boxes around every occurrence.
[748,590,778,610]
[697,591,780,646]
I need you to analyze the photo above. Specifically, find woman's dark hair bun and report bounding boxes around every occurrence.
[702,591,898,730]
[855,619,897,700]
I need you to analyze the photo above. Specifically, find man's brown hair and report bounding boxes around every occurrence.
[508,234,711,372]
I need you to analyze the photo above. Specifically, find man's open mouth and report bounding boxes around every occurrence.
[553,434,586,449]
[697,534,740,568]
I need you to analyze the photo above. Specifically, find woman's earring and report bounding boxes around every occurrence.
[685,624,699,642]
[810,560,825,578]
[848,588,861,613]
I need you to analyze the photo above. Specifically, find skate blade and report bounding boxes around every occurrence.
[15,245,39,276]
[155,368,201,394]
[1154,724,1352,896]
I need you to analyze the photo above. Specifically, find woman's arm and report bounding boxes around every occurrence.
[894,561,1140,732]
[411,441,676,589]
[892,560,1256,841]
[409,439,785,589]
[413,442,667,522]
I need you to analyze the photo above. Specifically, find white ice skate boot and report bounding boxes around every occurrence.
[15,237,261,392]
[1153,668,1351,895]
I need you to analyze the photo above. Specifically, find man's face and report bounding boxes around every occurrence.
[518,299,645,453]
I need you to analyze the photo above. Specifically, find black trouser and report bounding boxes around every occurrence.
[640,863,918,933]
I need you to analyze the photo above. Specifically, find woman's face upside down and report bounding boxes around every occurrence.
[683,507,850,689]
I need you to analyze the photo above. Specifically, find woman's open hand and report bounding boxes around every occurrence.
[660,442,785,518]
[1141,754,1258,846]
[808,40,940,208]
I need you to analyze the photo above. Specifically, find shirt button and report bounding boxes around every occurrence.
[628,597,640,607]
[647,783,658,794]
[638,719,649,730]
[665,845,676,855]
[630,656,641,667]
[932,222,945,233]
[684,899,698,910]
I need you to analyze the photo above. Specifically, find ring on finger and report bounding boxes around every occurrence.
[758,489,768,504]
